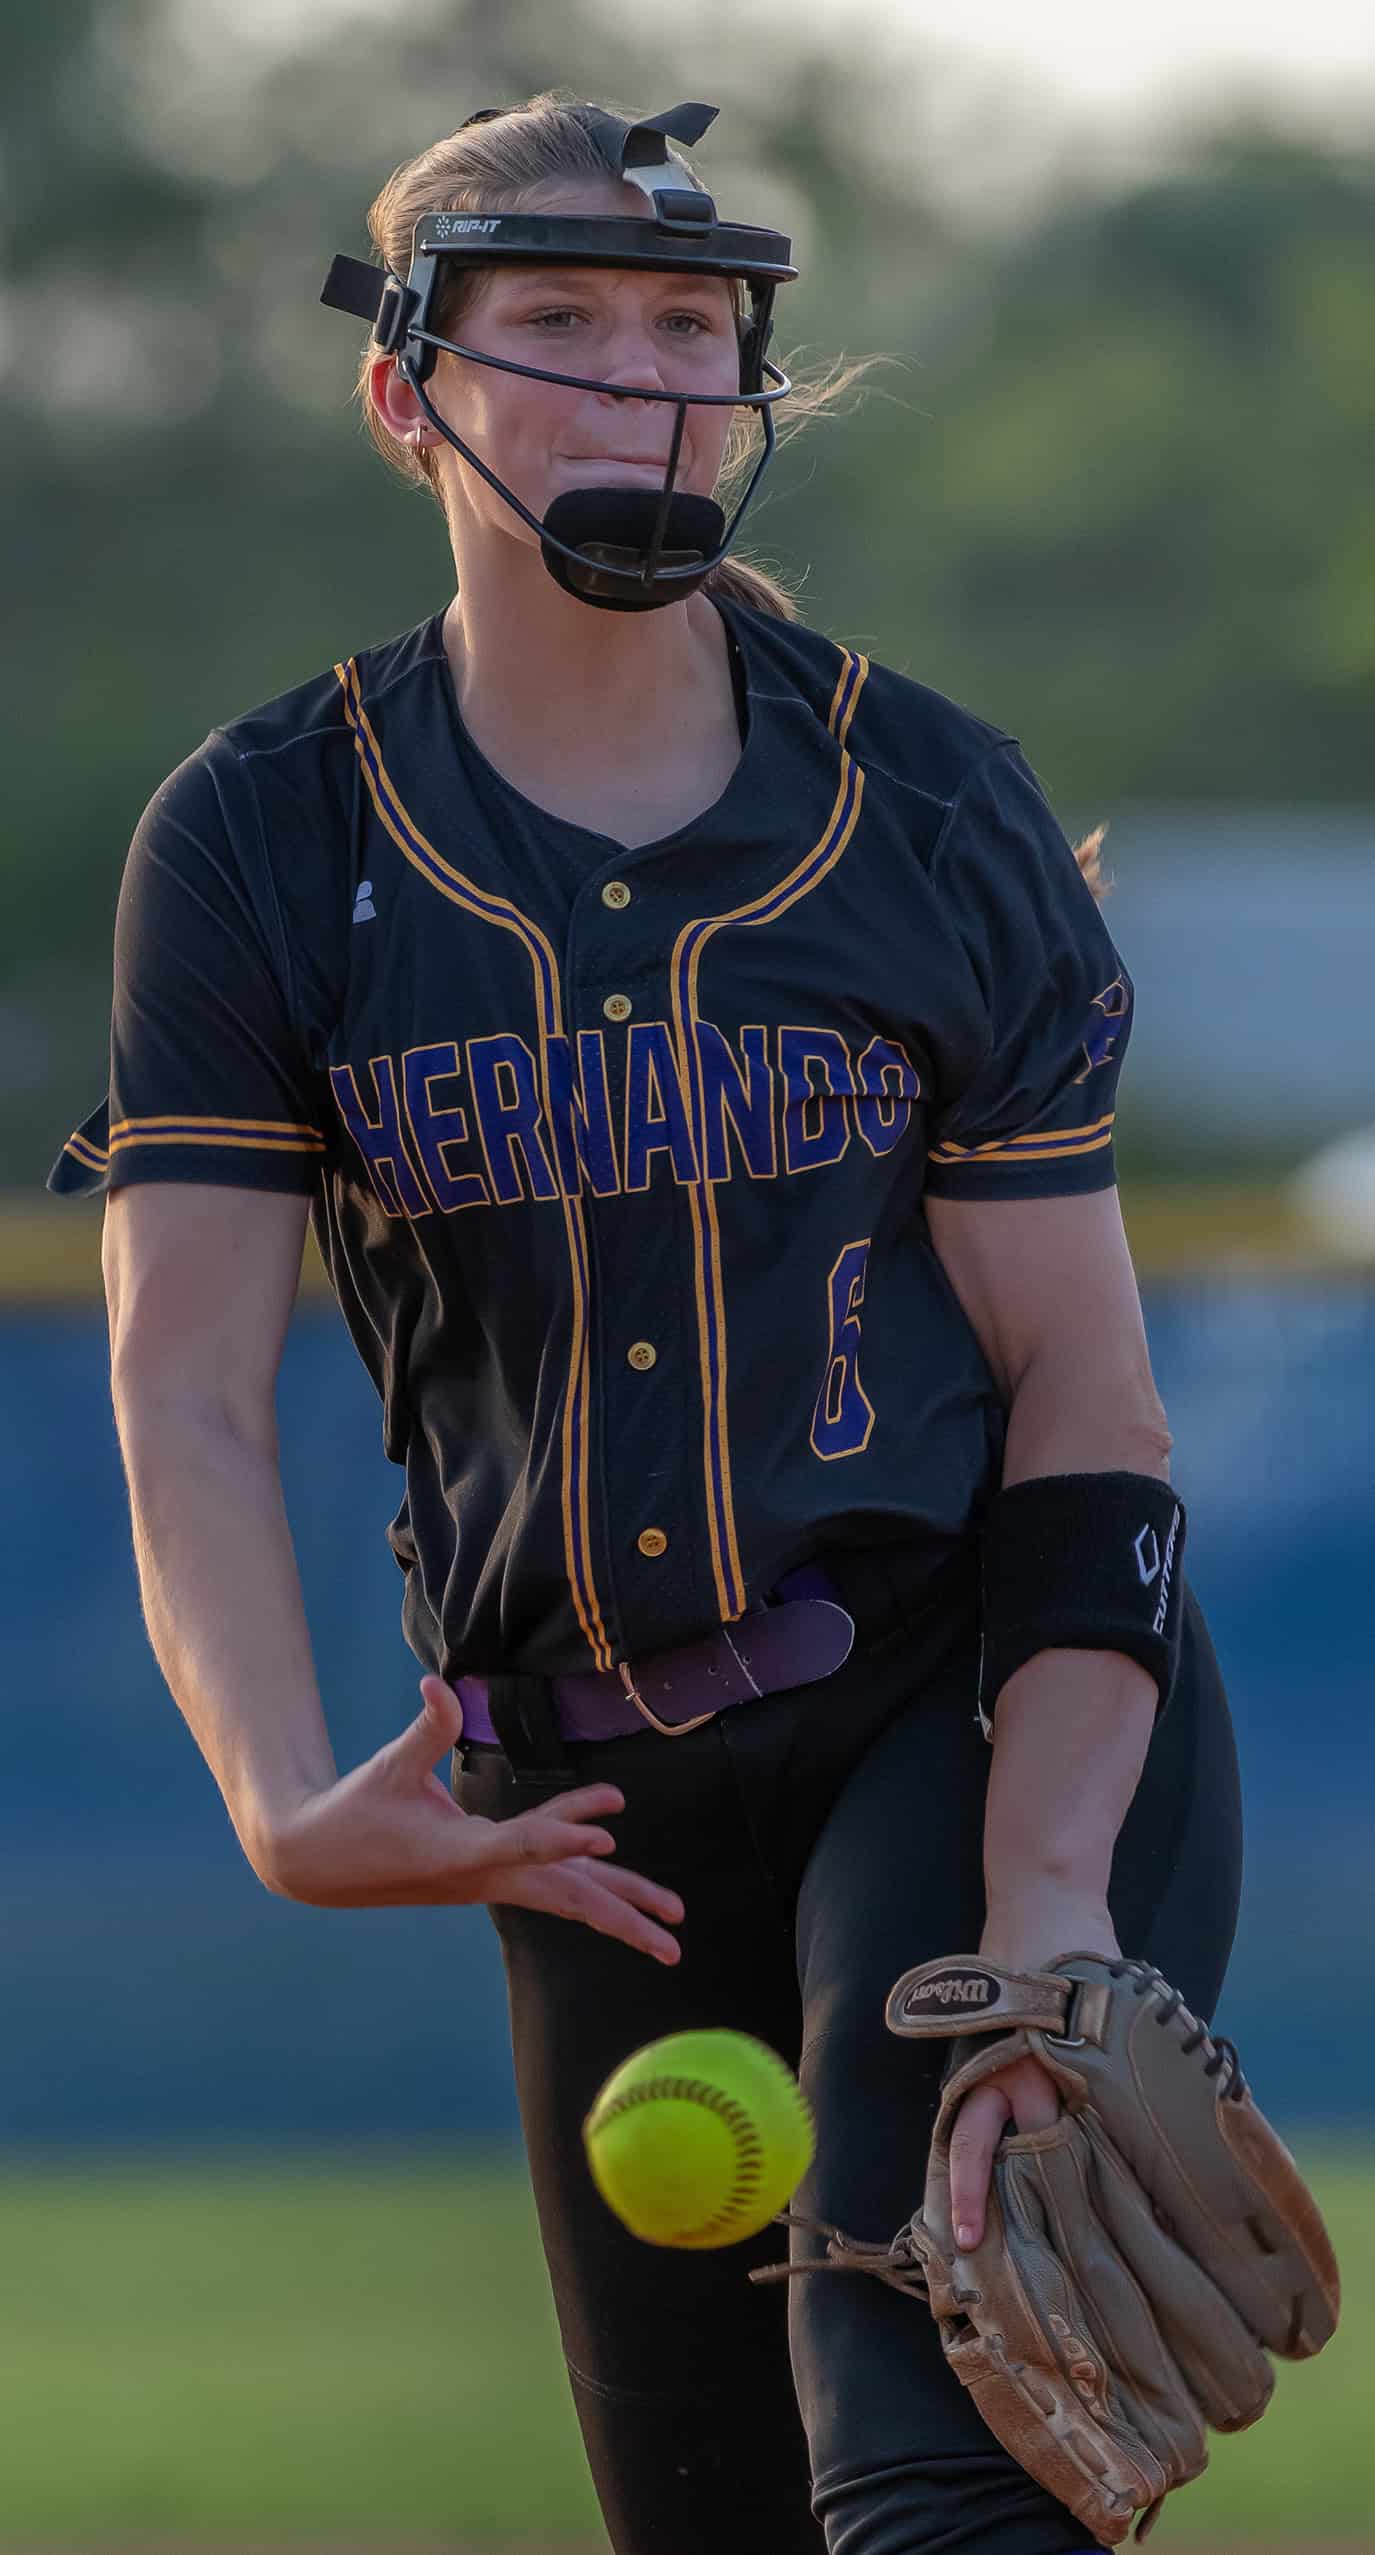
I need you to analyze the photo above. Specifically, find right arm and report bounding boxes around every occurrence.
[104,1181,682,1957]
[104,1180,335,1881]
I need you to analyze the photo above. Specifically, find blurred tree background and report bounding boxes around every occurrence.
[5,0,1373,1186]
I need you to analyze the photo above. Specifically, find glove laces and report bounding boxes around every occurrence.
[748,2210,932,2295]
[1107,1957,1247,2099]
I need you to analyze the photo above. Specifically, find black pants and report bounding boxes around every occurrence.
[454,1578,1242,2555]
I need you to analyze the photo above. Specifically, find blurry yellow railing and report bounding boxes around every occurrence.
[2,1184,1369,1305]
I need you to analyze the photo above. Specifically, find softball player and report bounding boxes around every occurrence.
[53,97,1243,2555]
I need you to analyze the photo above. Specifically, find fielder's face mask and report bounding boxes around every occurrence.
[320,102,796,611]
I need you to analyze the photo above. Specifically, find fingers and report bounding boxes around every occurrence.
[1007,2062,1061,2135]
[532,1782,630,1826]
[580,1859,685,1926]
[948,2082,1011,2252]
[461,1809,618,1867]
[571,1871,683,1966]
[517,1857,685,1963]
[449,1774,627,1849]
[461,1776,684,1955]
[414,1675,464,1756]
[467,1783,631,1867]
[400,1703,682,1958]
[947,2057,1061,2251]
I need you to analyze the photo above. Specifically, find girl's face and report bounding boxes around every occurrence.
[412,178,742,550]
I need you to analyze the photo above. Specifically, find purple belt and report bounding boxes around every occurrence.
[455,1565,855,1744]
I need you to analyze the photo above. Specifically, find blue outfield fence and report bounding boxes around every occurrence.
[3,1278,1372,2147]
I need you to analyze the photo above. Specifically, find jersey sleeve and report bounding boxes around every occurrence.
[47,736,328,1199]
[923,742,1133,1201]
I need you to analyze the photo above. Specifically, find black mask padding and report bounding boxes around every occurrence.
[541,489,726,612]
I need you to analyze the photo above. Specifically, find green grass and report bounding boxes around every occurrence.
[0,2145,1365,2547]
[0,2152,601,2545]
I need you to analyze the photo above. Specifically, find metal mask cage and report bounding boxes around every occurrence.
[317,104,798,606]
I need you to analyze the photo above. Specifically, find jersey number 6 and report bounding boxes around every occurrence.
[810,1238,876,1461]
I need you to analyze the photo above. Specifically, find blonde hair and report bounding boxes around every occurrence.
[354,92,867,622]
[1073,824,1110,901]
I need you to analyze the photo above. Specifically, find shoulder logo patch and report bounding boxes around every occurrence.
[1072,973,1130,1083]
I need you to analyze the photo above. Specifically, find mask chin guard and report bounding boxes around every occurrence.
[540,490,726,612]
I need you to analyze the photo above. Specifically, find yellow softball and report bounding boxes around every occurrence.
[582,2028,815,2249]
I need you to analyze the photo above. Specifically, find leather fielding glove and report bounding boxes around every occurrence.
[758,1953,1339,2546]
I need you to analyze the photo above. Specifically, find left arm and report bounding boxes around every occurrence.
[931,1181,1169,1919]
[925,1183,1170,2241]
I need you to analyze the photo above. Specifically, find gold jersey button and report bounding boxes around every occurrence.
[601,879,631,909]
[637,1526,669,1558]
[627,1340,657,1371]
[603,992,633,1023]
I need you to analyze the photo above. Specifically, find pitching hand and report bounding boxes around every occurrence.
[260,1675,684,1962]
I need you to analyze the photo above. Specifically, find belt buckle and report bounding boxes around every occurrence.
[617,1658,718,1738]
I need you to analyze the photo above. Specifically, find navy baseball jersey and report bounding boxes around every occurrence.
[51,600,1134,1678]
